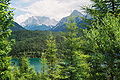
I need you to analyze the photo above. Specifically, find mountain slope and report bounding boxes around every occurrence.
[10,22,26,31]
[52,10,86,32]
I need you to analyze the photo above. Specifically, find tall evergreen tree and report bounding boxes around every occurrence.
[82,0,120,80]
[0,0,14,79]
[41,33,62,80]
[40,53,50,80]
[62,19,90,80]
[81,14,120,80]
[15,57,38,80]
[85,0,120,17]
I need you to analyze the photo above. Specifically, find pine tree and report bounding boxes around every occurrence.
[41,33,62,80]
[62,18,90,80]
[82,0,120,79]
[81,14,120,80]
[15,57,38,80]
[40,53,50,80]
[0,0,14,80]
[85,0,120,17]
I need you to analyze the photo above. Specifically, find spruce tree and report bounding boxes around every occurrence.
[40,53,49,80]
[85,0,120,17]
[82,0,120,79]
[62,19,90,80]
[81,14,120,80]
[0,0,14,80]
[42,33,62,80]
[15,57,37,80]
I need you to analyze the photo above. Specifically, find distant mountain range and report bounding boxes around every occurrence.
[21,16,58,31]
[52,10,86,31]
[12,10,90,32]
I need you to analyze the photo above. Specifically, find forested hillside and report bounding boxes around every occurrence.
[10,22,26,31]
[9,31,62,57]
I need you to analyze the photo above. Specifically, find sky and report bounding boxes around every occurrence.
[11,0,92,24]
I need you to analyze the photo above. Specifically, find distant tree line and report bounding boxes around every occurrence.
[9,30,62,57]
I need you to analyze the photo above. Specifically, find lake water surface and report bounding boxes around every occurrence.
[11,58,41,72]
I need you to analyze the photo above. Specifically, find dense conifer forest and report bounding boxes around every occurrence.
[9,30,62,57]
[0,0,120,80]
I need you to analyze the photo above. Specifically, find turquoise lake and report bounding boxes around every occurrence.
[11,58,41,72]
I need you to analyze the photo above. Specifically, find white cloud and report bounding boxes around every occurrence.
[14,0,92,24]
[20,0,31,3]
[15,13,33,24]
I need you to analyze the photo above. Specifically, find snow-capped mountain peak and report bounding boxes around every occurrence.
[21,16,58,27]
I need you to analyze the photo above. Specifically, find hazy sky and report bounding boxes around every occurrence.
[11,0,92,24]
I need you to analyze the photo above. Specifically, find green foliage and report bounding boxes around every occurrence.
[0,0,119,80]
[40,55,49,80]
[13,57,38,80]
[62,21,90,80]
[85,0,120,17]
[0,0,14,80]
[83,0,120,79]
[41,33,63,80]
[9,31,62,57]
[81,14,120,80]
